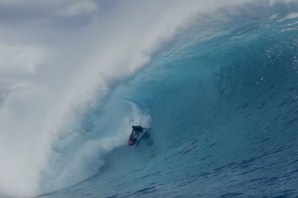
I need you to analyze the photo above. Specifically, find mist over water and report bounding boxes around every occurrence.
[0,0,298,197]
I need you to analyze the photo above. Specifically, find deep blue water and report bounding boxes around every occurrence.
[41,2,298,198]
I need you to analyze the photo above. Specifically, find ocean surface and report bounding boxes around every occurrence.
[2,1,298,198]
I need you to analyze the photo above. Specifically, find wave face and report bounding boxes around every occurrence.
[20,1,298,198]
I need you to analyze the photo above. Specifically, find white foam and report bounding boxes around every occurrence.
[43,102,151,192]
[277,13,298,22]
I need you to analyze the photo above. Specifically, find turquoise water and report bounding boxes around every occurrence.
[41,2,298,197]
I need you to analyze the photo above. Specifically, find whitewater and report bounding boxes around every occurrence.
[0,0,298,197]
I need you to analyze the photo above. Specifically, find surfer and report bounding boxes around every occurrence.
[128,125,146,146]
[130,125,144,139]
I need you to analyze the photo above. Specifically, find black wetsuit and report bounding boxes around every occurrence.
[132,126,143,132]
[130,126,144,140]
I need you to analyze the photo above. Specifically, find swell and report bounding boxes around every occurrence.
[41,2,298,197]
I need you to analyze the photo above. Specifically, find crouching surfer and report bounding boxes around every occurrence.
[128,125,148,146]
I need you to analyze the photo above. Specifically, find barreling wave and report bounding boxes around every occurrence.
[0,0,297,198]
[37,1,298,198]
